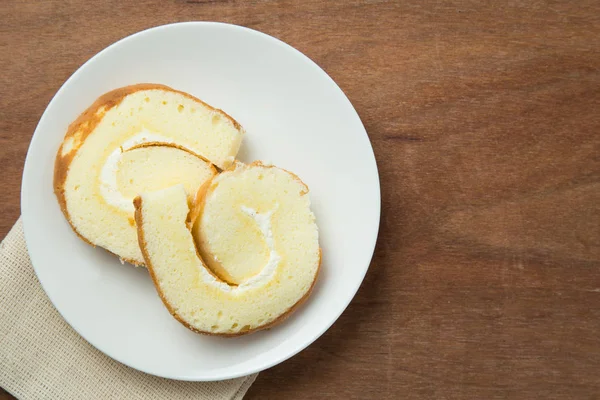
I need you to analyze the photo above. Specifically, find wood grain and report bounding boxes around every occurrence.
[1,0,599,399]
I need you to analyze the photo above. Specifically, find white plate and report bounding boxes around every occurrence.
[21,22,380,381]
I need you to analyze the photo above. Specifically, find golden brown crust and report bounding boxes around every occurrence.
[54,83,241,260]
[248,161,310,195]
[190,173,224,279]
[134,192,321,337]
[125,141,215,167]
[187,176,214,230]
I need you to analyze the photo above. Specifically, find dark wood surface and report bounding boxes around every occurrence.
[2,1,599,398]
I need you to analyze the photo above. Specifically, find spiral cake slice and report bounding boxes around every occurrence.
[135,163,320,336]
[54,84,243,264]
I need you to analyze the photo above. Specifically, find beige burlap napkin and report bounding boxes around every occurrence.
[0,219,257,399]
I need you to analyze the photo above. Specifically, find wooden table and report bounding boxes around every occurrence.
[2,1,599,398]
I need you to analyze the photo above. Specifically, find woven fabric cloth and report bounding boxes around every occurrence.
[0,219,257,399]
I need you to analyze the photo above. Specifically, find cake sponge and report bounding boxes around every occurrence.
[54,84,242,264]
[135,162,320,335]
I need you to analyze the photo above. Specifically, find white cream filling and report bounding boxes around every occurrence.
[99,128,175,213]
[198,205,281,293]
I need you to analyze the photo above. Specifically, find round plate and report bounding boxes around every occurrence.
[21,22,380,381]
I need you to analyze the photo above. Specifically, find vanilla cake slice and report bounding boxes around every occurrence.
[54,84,244,264]
[135,162,320,336]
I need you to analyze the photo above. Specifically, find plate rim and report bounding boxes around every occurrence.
[21,21,381,381]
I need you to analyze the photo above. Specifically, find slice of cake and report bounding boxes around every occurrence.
[54,84,243,265]
[135,163,320,336]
